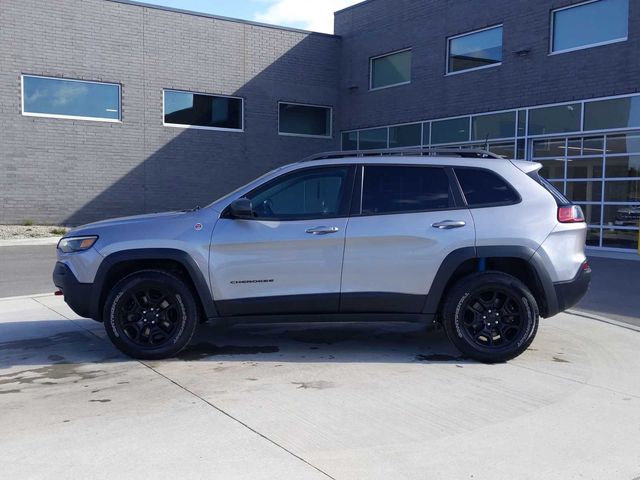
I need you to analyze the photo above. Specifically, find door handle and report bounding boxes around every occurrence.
[432,220,466,230]
[306,226,340,235]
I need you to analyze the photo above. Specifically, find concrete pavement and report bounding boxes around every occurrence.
[1,295,639,480]
[0,245,57,298]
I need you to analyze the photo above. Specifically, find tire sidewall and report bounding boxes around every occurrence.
[104,271,198,359]
[444,273,539,363]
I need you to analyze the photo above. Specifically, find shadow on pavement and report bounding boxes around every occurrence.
[0,320,471,374]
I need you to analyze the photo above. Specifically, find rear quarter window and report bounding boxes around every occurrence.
[454,168,520,207]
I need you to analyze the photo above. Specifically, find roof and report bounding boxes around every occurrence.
[104,0,340,38]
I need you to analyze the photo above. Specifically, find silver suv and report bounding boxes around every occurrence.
[53,148,591,363]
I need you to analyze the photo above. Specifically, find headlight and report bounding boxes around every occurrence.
[57,236,98,253]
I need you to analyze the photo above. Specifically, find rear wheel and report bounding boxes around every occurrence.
[441,272,539,363]
[103,270,199,359]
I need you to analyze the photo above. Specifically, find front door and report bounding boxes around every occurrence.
[340,164,475,313]
[210,165,355,316]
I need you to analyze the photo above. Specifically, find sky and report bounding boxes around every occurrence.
[135,0,363,34]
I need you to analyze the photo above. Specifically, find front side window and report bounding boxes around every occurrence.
[361,166,454,215]
[454,168,519,206]
[22,75,120,121]
[246,167,351,220]
[370,49,412,90]
[552,0,629,53]
[448,25,503,74]
[279,103,332,137]
[163,90,243,131]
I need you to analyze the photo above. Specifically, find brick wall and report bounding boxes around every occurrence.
[0,0,340,224]
[335,0,640,131]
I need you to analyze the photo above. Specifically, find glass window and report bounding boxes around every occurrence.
[583,136,605,154]
[552,0,629,53]
[22,75,120,121]
[455,168,519,206]
[279,103,331,137]
[448,25,503,74]
[370,49,412,90]
[517,110,527,137]
[601,228,638,249]
[516,139,526,159]
[471,111,516,140]
[585,96,640,131]
[586,228,602,246]
[247,167,350,220]
[389,123,421,148]
[606,134,640,154]
[432,117,470,144]
[566,181,603,202]
[359,128,388,150]
[538,159,565,179]
[488,142,515,158]
[163,90,243,130]
[605,155,640,178]
[566,157,604,179]
[604,180,640,202]
[361,166,453,214]
[533,139,566,158]
[606,205,640,227]
[422,123,431,145]
[528,104,581,135]
[577,204,602,225]
[342,131,358,150]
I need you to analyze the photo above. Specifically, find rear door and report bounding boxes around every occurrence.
[210,165,355,316]
[340,164,475,313]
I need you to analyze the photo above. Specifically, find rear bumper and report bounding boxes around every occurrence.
[552,262,591,313]
[52,262,95,319]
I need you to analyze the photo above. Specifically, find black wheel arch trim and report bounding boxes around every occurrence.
[423,245,560,318]
[92,248,218,321]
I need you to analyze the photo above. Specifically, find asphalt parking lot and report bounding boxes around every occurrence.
[1,294,639,479]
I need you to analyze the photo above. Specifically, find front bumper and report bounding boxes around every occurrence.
[52,262,95,319]
[553,261,592,313]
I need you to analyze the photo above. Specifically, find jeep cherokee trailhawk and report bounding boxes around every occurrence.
[53,148,591,362]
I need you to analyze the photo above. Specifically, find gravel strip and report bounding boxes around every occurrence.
[0,225,68,240]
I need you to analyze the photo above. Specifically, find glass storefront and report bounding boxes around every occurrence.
[341,92,640,252]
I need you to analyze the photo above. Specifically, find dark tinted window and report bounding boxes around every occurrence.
[247,167,350,220]
[163,90,243,130]
[279,103,331,137]
[362,166,454,215]
[455,168,519,206]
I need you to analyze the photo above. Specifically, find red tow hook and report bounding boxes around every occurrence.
[54,290,63,296]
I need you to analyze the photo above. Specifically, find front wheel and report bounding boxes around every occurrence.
[441,272,539,363]
[103,270,199,359]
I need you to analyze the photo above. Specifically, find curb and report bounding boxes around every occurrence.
[0,236,61,247]
[567,309,640,333]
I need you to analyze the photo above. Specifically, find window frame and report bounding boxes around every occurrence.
[21,74,122,123]
[162,88,244,133]
[369,48,413,92]
[446,24,504,76]
[350,164,466,217]
[550,0,629,55]
[224,165,356,222]
[452,167,522,209]
[277,101,333,139]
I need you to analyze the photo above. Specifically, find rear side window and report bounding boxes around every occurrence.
[362,166,454,215]
[528,171,571,206]
[454,168,520,207]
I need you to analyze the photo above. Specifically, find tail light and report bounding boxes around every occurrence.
[558,205,585,223]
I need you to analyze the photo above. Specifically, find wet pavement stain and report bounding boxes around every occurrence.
[0,365,104,386]
[292,381,335,390]
[177,344,279,361]
[416,354,466,362]
[0,389,21,394]
[552,356,571,363]
[0,332,95,352]
[89,399,111,403]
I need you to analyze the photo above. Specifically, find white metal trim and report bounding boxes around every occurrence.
[21,74,122,122]
[277,101,333,138]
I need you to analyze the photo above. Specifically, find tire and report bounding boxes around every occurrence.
[441,271,539,363]
[103,270,199,360]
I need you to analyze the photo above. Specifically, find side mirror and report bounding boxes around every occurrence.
[228,198,254,219]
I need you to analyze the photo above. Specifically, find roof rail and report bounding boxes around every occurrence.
[300,147,503,162]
